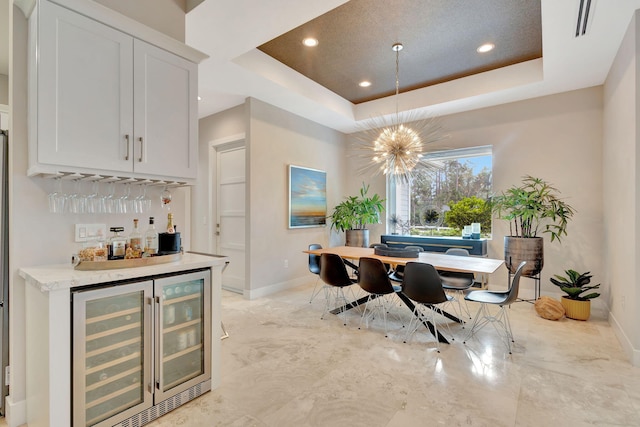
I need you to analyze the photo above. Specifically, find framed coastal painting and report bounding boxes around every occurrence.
[288,165,327,228]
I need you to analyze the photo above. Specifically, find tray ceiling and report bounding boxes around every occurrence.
[257,0,542,103]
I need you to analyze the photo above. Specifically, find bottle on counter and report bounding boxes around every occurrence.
[126,219,143,259]
[144,217,159,256]
[166,213,175,234]
[108,227,127,260]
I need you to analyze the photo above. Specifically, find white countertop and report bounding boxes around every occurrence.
[19,252,229,292]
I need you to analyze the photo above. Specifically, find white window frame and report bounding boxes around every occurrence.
[387,145,493,235]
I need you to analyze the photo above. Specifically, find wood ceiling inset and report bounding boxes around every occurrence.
[258,0,542,104]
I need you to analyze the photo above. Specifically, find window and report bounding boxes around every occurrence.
[387,145,493,237]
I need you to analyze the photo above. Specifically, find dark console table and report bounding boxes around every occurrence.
[380,235,488,256]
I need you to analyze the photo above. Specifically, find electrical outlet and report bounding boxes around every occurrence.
[284,259,289,268]
[75,224,107,242]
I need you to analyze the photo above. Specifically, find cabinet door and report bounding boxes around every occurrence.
[133,39,198,179]
[72,281,153,427]
[154,270,211,402]
[37,0,134,172]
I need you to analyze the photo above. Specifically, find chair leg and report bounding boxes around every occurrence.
[403,304,445,352]
[321,286,349,325]
[336,287,350,326]
[358,294,393,337]
[308,277,324,303]
[320,285,331,320]
[358,294,374,330]
[445,290,472,321]
[463,303,515,354]
[403,307,421,344]
[430,303,454,343]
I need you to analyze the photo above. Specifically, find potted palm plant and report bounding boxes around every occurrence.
[491,176,575,277]
[329,183,385,247]
[550,269,601,320]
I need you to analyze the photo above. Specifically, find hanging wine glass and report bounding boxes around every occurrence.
[86,181,99,214]
[48,177,67,214]
[161,186,172,210]
[134,183,151,213]
[104,182,117,214]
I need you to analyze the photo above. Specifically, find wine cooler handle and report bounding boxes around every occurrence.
[147,296,154,394]
[154,295,161,390]
[125,134,130,161]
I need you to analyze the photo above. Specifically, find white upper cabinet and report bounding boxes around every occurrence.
[133,40,197,178]
[29,0,205,181]
[36,1,134,173]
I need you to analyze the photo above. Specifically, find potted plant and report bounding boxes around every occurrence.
[550,269,601,320]
[491,176,575,277]
[329,183,385,247]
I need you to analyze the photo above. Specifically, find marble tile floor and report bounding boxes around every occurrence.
[147,281,640,427]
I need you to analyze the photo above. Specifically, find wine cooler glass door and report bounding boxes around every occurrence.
[72,280,154,427]
[155,269,211,402]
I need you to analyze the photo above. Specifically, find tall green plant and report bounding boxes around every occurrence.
[329,183,385,232]
[491,176,575,242]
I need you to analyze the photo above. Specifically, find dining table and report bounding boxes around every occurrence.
[304,245,505,343]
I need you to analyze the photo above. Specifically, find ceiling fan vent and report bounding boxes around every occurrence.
[575,0,592,37]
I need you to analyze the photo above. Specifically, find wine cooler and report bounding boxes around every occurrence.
[72,269,211,427]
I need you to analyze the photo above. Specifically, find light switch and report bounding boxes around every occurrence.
[75,224,107,242]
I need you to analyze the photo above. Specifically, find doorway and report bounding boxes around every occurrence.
[212,139,246,294]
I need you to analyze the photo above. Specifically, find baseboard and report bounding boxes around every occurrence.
[609,311,640,367]
[4,395,26,427]
[246,276,309,299]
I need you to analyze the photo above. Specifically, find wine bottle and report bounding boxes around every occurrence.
[108,227,126,260]
[127,218,143,258]
[144,217,159,256]
[166,213,175,234]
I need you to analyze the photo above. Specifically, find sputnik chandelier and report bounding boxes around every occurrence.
[356,42,446,183]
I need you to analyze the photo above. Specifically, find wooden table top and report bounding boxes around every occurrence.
[304,246,504,275]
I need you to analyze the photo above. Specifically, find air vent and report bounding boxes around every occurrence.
[575,0,592,37]
[114,381,210,427]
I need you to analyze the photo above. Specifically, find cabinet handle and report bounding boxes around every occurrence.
[125,135,130,161]
[138,137,143,162]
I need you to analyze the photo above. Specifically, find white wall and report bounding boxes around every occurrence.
[195,98,351,299]
[0,74,7,105]
[603,10,640,366]
[7,2,189,425]
[246,98,348,298]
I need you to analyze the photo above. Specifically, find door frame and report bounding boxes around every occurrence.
[208,134,246,294]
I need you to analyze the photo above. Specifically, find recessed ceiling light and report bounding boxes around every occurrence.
[477,43,495,53]
[197,96,202,101]
[359,81,372,88]
[302,38,319,47]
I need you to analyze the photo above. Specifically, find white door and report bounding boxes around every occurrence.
[215,143,246,294]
